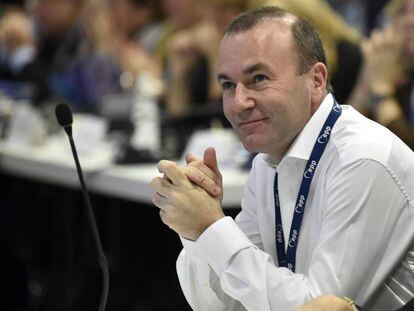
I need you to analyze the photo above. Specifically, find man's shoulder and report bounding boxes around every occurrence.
[331,105,411,165]
[329,106,414,193]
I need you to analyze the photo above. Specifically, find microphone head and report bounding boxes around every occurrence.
[55,103,73,128]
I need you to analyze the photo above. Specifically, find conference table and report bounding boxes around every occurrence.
[0,139,247,208]
[0,138,249,310]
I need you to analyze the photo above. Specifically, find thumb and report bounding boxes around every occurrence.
[203,147,221,181]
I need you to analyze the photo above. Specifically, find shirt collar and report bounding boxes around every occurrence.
[264,93,334,166]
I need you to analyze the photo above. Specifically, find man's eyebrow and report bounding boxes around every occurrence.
[217,73,231,81]
[217,63,269,81]
[242,63,267,75]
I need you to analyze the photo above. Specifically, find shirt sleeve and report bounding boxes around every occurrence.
[177,158,409,310]
[308,158,412,304]
[176,222,248,311]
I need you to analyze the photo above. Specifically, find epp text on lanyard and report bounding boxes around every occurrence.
[274,100,342,272]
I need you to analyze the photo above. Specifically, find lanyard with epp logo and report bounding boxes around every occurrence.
[274,100,342,272]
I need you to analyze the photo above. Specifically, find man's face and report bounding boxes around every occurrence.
[218,20,315,158]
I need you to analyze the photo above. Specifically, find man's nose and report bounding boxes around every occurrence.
[234,84,254,113]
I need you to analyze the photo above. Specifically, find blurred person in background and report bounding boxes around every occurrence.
[85,0,165,163]
[103,0,163,83]
[155,0,201,65]
[261,0,363,105]
[30,0,123,112]
[156,0,202,117]
[327,0,368,34]
[0,4,48,102]
[348,0,414,150]
[164,0,251,117]
[0,0,123,112]
[327,0,390,35]
[109,0,162,53]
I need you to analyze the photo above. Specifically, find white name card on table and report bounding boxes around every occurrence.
[5,101,46,146]
[181,128,248,170]
[71,113,108,157]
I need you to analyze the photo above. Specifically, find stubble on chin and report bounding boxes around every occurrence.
[240,133,266,154]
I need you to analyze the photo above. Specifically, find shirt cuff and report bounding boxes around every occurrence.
[180,235,200,258]
[196,216,255,275]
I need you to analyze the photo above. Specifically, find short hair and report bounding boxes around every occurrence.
[224,6,330,78]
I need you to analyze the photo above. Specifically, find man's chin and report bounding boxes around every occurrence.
[241,140,262,154]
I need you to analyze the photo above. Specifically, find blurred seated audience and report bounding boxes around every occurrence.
[348,0,414,150]
[102,0,163,85]
[156,0,203,117]
[89,0,165,160]
[155,0,201,67]
[262,0,363,105]
[327,0,390,36]
[162,0,251,117]
[327,0,368,34]
[0,5,47,102]
[0,0,166,163]
[0,0,123,113]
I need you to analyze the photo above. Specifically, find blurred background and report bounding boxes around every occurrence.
[0,0,413,310]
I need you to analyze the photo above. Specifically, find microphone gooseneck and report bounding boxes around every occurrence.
[55,103,109,311]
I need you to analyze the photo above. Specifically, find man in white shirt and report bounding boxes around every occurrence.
[151,6,414,311]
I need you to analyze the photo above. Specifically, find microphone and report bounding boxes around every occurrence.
[55,102,73,136]
[55,103,109,311]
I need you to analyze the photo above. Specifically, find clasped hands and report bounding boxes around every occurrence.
[151,147,225,241]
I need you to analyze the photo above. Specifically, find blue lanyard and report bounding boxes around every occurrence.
[274,100,342,272]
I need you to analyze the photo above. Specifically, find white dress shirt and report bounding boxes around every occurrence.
[176,94,414,311]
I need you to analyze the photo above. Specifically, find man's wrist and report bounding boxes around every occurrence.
[195,213,225,241]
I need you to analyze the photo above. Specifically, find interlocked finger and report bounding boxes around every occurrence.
[182,165,221,196]
[157,160,192,187]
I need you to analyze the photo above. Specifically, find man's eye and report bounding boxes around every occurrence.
[253,74,267,83]
[222,81,235,90]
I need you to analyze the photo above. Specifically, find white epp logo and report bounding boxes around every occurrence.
[303,160,317,179]
[276,224,284,243]
[317,126,332,144]
[288,229,298,248]
[333,103,341,112]
[295,195,305,213]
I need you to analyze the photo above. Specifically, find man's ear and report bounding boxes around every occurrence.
[309,62,328,106]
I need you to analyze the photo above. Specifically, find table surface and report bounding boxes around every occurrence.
[0,139,249,208]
